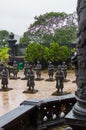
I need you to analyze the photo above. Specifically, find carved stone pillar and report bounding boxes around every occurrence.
[65,0,86,129]
[8,32,17,57]
[73,0,86,117]
[8,32,17,65]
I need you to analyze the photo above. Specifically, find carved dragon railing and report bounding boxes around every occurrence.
[0,94,76,130]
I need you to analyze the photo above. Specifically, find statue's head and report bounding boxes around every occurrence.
[58,65,61,70]
[25,61,28,64]
[49,61,52,64]
[29,65,32,69]
[63,62,65,65]
[37,61,40,64]
[13,61,16,63]
[9,32,14,39]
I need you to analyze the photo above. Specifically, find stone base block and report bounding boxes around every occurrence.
[65,109,86,130]
[23,89,38,94]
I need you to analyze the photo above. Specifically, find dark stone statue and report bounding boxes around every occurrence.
[27,66,35,91]
[24,61,30,79]
[35,61,44,80]
[35,61,42,79]
[48,62,54,79]
[1,67,8,89]
[9,32,14,39]
[0,62,4,78]
[55,65,64,93]
[23,65,38,93]
[61,62,68,81]
[8,32,17,59]
[13,61,18,78]
[0,62,3,73]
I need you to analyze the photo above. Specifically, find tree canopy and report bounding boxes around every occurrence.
[25,42,43,63]
[20,11,77,46]
[25,42,69,64]
[44,42,69,63]
[0,30,9,47]
[0,47,10,63]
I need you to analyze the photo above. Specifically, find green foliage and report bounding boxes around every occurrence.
[25,42,43,63]
[25,41,70,63]
[32,12,67,26]
[42,34,54,46]
[21,12,76,64]
[24,42,69,63]
[54,26,77,45]
[48,42,60,62]
[20,12,77,46]
[59,46,70,61]
[0,47,10,63]
[46,42,69,62]
[43,46,49,62]
[20,31,30,44]
[0,30,9,47]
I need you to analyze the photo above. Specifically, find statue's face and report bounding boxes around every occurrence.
[14,61,16,63]
[63,62,65,64]
[58,65,61,70]
[37,61,40,64]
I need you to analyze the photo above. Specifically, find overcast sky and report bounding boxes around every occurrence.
[0,0,77,36]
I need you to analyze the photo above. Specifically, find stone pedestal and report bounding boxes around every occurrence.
[65,109,86,130]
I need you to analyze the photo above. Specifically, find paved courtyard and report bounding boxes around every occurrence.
[0,69,77,117]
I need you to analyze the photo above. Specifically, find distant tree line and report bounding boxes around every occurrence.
[0,12,77,65]
[20,12,77,46]
[21,12,77,64]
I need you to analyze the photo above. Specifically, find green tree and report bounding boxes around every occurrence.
[0,30,9,47]
[44,42,69,63]
[20,12,77,46]
[25,42,43,63]
[20,32,30,44]
[59,46,70,61]
[48,42,60,62]
[54,26,77,45]
[25,42,70,64]
[43,46,49,62]
[0,47,10,63]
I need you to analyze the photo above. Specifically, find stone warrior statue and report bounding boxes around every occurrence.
[35,61,42,79]
[24,61,30,79]
[1,67,9,89]
[13,60,18,78]
[48,62,54,80]
[27,66,35,91]
[55,65,64,93]
[61,62,67,81]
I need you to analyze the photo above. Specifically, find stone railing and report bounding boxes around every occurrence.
[0,94,76,130]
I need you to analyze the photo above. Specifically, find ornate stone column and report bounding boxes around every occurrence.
[65,0,86,129]
[8,32,17,65]
[8,32,17,57]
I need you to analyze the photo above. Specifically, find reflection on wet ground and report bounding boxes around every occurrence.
[0,70,76,117]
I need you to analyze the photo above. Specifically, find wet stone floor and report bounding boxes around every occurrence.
[0,70,77,129]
